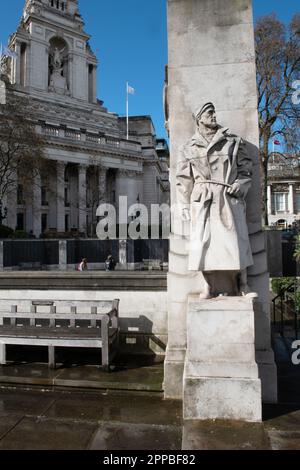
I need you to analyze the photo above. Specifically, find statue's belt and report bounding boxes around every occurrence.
[194,180,232,188]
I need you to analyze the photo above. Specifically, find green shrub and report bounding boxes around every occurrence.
[271,277,296,295]
[0,224,14,238]
[294,235,300,262]
[13,230,28,239]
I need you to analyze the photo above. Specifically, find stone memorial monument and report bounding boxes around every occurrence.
[164,0,277,421]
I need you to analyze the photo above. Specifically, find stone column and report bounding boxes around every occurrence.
[165,0,277,405]
[78,164,87,234]
[14,43,21,85]
[267,185,272,216]
[33,174,42,238]
[25,188,33,234]
[0,241,3,271]
[119,239,127,268]
[98,166,107,204]
[93,66,97,104]
[0,80,6,105]
[289,184,295,214]
[59,240,67,270]
[56,161,65,233]
[5,178,17,231]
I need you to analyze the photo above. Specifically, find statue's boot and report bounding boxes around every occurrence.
[239,270,258,298]
[199,285,212,300]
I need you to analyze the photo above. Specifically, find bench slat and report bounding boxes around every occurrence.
[0,313,107,320]
[0,326,105,338]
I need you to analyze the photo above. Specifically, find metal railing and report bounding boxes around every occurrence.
[272,281,299,339]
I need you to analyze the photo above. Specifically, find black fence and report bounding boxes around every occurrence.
[282,241,297,277]
[127,239,169,263]
[3,240,59,268]
[67,240,120,265]
[1,239,169,269]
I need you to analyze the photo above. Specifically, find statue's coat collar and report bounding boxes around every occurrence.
[191,126,230,152]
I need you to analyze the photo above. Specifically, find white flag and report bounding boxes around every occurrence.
[3,46,18,59]
[127,84,135,95]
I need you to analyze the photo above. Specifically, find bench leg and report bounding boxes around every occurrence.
[101,341,109,372]
[0,344,6,365]
[48,346,56,369]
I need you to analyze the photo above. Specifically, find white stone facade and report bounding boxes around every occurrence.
[268,155,300,227]
[4,0,169,237]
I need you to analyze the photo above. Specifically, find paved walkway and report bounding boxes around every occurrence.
[0,334,299,450]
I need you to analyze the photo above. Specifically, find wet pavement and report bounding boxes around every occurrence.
[0,387,182,450]
[0,333,299,450]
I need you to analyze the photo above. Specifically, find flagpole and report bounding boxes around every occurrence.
[126,82,129,140]
[272,140,275,164]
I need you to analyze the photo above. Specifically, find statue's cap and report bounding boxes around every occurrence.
[194,102,215,120]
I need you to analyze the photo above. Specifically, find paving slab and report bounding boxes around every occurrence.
[0,416,98,450]
[182,419,270,450]
[267,430,300,450]
[0,388,55,415]
[0,413,24,440]
[263,404,300,431]
[44,393,182,426]
[89,422,182,451]
[0,364,58,387]
[54,364,163,391]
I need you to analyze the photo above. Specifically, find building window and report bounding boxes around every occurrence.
[65,187,70,207]
[17,213,24,231]
[274,193,288,212]
[296,194,300,213]
[17,185,24,205]
[41,186,48,206]
[49,0,65,10]
[41,214,48,233]
[65,214,69,232]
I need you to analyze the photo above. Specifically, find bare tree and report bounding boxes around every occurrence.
[0,93,54,223]
[255,14,300,225]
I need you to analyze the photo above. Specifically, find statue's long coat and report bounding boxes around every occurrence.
[176,127,253,271]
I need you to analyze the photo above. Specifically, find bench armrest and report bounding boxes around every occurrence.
[107,299,119,329]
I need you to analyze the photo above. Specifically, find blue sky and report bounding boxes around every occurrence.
[0,1,299,140]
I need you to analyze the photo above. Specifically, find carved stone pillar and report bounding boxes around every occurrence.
[289,184,295,214]
[78,164,87,234]
[56,161,65,233]
[33,173,42,237]
[267,185,272,216]
[98,166,107,204]
[14,43,21,85]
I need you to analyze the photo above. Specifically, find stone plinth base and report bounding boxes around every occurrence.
[183,296,262,422]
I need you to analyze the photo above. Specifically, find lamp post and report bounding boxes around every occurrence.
[0,200,7,226]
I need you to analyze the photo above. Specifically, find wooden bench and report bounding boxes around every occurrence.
[0,299,119,371]
[18,262,43,270]
[142,259,163,271]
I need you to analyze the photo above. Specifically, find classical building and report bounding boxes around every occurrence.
[267,153,300,227]
[2,0,169,237]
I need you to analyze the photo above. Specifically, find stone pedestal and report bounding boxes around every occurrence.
[184,296,262,422]
[0,79,6,104]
